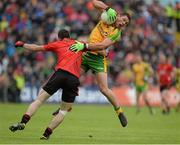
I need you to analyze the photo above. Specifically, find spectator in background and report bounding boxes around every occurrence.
[157,53,176,114]
[165,3,174,28]
[0,0,179,102]
[13,65,25,102]
[175,1,180,32]
[132,54,154,114]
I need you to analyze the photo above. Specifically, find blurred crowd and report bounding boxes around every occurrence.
[0,0,180,102]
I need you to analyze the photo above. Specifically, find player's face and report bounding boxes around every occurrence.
[115,15,129,28]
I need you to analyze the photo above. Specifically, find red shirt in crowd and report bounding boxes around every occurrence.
[157,63,174,86]
[43,38,83,78]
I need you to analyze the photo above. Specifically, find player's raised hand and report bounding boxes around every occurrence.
[106,7,117,24]
[15,41,24,47]
[69,41,86,52]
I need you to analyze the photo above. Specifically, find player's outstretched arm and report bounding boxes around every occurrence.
[15,41,45,51]
[69,28,121,52]
[88,38,114,51]
[69,38,114,52]
[92,0,109,11]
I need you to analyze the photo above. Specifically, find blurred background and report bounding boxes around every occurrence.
[0,0,179,106]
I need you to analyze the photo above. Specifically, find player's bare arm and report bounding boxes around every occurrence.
[15,41,45,51]
[93,0,117,24]
[88,38,114,50]
[92,0,109,11]
[23,44,45,51]
[70,38,114,52]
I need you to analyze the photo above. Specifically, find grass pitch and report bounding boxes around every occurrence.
[0,103,180,144]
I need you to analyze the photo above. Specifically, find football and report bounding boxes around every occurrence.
[101,11,111,24]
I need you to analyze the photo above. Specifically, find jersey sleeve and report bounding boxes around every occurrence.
[108,29,121,42]
[43,42,57,51]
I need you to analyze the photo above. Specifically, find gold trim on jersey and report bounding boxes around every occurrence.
[103,56,107,73]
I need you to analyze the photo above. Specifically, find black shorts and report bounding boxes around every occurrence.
[43,69,80,103]
[160,85,171,92]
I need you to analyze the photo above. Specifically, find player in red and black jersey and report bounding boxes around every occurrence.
[157,54,175,114]
[9,29,85,139]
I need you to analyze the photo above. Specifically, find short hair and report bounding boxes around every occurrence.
[58,29,70,39]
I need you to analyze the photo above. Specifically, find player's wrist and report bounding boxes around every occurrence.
[84,43,89,51]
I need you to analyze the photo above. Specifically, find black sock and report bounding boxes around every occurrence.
[43,127,52,138]
[21,114,30,124]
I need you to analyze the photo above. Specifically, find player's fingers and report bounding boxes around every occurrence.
[111,17,114,23]
[71,47,76,51]
[111,16,115,23]
[107,17,111,24]
[69,46,74,50]
[69,45,76,50]
[74,49,79,53]
[112,16,116,22]
[109,16,112,23]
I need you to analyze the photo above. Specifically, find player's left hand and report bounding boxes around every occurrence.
[69,41,86,52]
[106,7,117,24]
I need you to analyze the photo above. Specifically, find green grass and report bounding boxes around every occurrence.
[0,103,180,144]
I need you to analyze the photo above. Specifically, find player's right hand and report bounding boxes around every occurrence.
[15,41,24,47]
[69,41,85,52]
[106,7,117,24]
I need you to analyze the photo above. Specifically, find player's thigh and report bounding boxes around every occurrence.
[81,53,90,73]
[42,69,64,96]
[62,75,80,103]
[141,85,148,96]
[95,72,108,89]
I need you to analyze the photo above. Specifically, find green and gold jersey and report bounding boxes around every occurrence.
[88,20,121,56]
